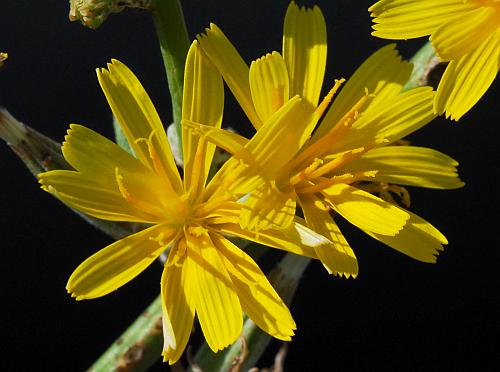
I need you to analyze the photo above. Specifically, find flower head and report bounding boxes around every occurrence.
[0,52,7,68]
[38,41,331,363]
[370,0,500,120]
[191,1,464,278]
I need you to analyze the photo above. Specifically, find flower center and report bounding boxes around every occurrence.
[281,87,375,195]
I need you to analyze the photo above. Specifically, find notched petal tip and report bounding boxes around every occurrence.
[332,270,358,279]
[96,66,109,80]
[37,177,56,193]
[204,22,221,36]
[67,289,85,301]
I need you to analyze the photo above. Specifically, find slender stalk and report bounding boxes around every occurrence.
[88,295,164,372]
[403,42,439,91]
[152,0,190,156]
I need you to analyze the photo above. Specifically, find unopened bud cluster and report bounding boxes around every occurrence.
[69,0,152,29]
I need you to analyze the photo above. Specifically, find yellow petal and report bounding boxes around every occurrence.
[39,170,160,223]
[213,219,322,259]
[315,44,412,140]
[161,305,176,363]
[369,0,478,39]
[161,240,196,364]
[249,52,290,122]
[337,146,464,189]
[197,24,263,129]
[430,6,498,61]
[240,182,296,231]
[203,201,242,223]
[283,1,327,107]
[321,183,409,236]
[97,59,182,193]
[356,87,436,141]
[182,41,224,193]
[435,31,500,120]
[67,224,177,300]
[299,194,358,278]
[204,96,315,199]
[233,96,315,183]
[55,124,182,219]
[186,231,242,352]
[184,120,248,155]
[328,87,436,155]
[211,234,296,340]
[366,210,447,263]
[61,124,150,179]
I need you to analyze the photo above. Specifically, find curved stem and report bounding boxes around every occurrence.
[403,42,439,91]
[152,0,190,157]
[88,295,164,372]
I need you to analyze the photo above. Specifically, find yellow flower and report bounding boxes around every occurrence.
[38,41,331,363]
[190,1,464,278]
[0,52,7,68]
[369,0,500,121]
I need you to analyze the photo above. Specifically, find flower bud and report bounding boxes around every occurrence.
[69,0,152,29]
[0,52,7,68]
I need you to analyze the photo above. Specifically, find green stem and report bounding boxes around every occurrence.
[88,295,164,372]
[403,42,438,91]
[151,0,190,157]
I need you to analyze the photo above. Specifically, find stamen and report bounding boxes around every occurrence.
[287,88,372,172]
[298,170,377,194]
[194,194,233,219]
[149,228,182,247]
[327,137,386,177]
[146,130,163,172]
[289,158,323,185]
[183,119,230,151]
[135,130,174,190]
[186,138,207,200]
[165,239,185,268]
[188,225,209,237]
[115,167,164,218]
[306,137,381,181]
[308,148,365,180]
[315,78,345,119]
[177,237,187,258]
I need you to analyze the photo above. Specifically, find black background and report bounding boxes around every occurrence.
[1,0,498,370]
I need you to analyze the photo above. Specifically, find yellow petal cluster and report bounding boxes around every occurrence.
[194,1,464,278]
[37,0,467,364]
[370,0,500,120]
[38,41,334,364]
